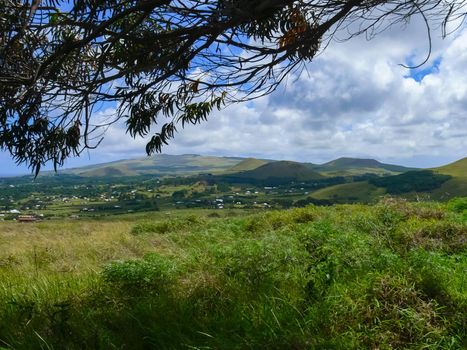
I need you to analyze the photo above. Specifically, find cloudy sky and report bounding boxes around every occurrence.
[1,16,466,176]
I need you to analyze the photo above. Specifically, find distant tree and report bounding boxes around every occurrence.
[369,170,452,194]
[1,0,465,174]
[172,189,188,200]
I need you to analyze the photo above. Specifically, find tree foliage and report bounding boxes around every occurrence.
[0,0,465,174]
[369,170,452,194]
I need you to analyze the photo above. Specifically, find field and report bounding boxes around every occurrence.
[0,199,466,349]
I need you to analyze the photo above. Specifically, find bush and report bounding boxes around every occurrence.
[102,253,178,291]
[214,237,307,292]
[395,219,467,253]
[130,215,206,235]
[447,197,467,213]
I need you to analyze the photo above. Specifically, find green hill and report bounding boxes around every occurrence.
[315,157,416,176]
[432,157,467,178]
[226,158,270,173]
[62,154,245,177]
[232,161,323,182]
[84,166,131,177]
[311,181,385,202]
[310,158,466,203]
[58,155,419,179]
[429,158,467,199]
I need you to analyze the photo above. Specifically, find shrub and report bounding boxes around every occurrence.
[130,216,206,235]
[395,219,466,253]
[447,197,467,213]
[130,222,166,235]
[102,253,178,291]
[214,237,306,292]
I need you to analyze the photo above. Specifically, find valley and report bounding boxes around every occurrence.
[1,154,465,220]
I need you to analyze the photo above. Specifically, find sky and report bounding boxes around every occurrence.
[1,16,466,176]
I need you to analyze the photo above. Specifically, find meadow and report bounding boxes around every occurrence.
[0,198,466,349]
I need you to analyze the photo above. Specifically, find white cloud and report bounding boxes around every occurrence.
[4,18,464,174]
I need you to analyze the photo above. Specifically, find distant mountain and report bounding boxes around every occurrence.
[312,157,416,176]
[231,161,323,182]
[226,158,271,173]
[62,154,245,177]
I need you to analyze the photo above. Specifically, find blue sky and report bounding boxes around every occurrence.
[1,19,466,176]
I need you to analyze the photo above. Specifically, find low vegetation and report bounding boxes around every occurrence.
[0,199,465,349]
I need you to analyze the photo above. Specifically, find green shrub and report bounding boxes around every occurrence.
[394,219,466,253]
[130,221,166,235]
[447,197,467,213]
[214,237,307,292]
[102,253,177,291]
[130,215,206,235]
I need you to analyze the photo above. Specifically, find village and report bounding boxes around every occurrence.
[0,173,323,220]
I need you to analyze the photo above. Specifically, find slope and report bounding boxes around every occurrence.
[310,181,386,203]
[62,154,245,177]
[432,157,467,178]
[228,161,324,183]
[430,157,467,199]
[315,157,416,176]
[226,158,271,173]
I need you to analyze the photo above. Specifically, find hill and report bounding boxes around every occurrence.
[224,161,324,184]
[429,158,467,199]
[311,158,466,203]
[226,158,271,173]
[310,181,386,202]
[58,155,418,179]
[62,154,245,177]
[432,157,467,178]
[314,157,416,176]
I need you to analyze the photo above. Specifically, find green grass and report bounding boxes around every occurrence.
[433,157,467,178]
[315,157,415,176]
[65,154,244,177]
[226,158,270,173]
[233,161,323,181]
[0,200,466,349]
[310,181,386,202]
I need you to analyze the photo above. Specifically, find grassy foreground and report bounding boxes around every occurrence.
[0,199,466,349]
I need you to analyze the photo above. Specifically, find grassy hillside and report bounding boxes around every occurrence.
[310,158,466,202]
[315,157,416,176]
[63,154,245,177]
[226,158,270,172]
[433,157,467,178]
[0,201,465,349]
[59,155,420,179]
[429,158,467,200]
[234,161,323,181]
[311,181,386,202]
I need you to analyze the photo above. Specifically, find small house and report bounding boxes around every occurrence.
[18,215,38,223]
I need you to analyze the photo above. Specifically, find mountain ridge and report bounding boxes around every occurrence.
[58,154,424,178]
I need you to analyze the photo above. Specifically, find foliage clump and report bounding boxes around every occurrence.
[102,253,178,292]
[130,215,206,235]
[369,170,451,194]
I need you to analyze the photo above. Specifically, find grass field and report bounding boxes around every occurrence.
[0,199,466,349]
[310,181,386,202]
